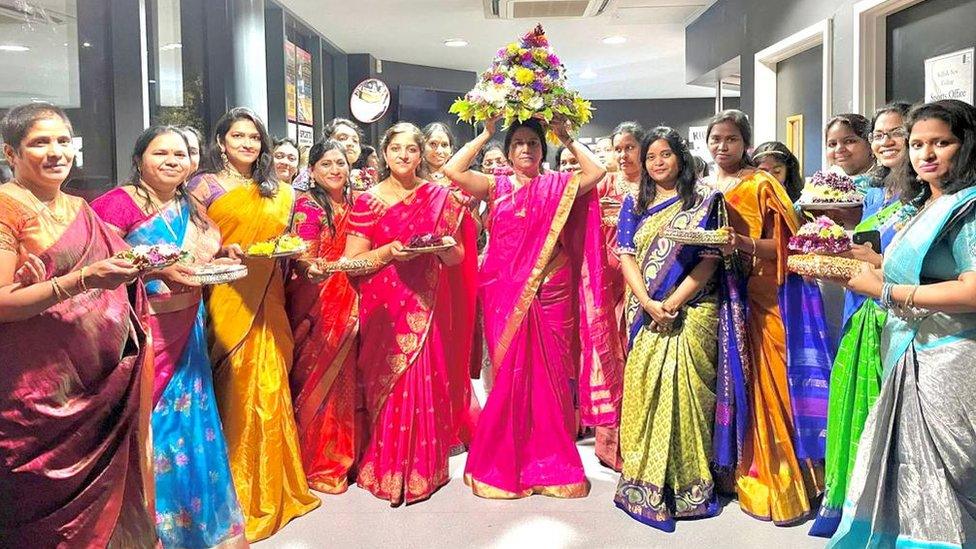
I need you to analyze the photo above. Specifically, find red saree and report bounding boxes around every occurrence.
[349,183,477,505]
[287,194,359,494]
[0,189,156,547]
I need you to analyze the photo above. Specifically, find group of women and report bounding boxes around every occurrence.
[1,94,975,549]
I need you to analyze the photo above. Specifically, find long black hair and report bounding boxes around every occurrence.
[896,99,976,207]
[126,125,208,229]
[752,141,804,201]
[706,109,754,168]
[635,126,699,214]
[305,138,351,234]
[201,107,278,197]
[503,118,547,170]
[419,121,456,179]
[869,101,913,188]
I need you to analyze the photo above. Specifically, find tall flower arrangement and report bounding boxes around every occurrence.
[450,24,593,144]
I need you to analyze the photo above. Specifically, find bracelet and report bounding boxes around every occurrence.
[880,282,894,309]
[904,285,920,309]
[79,267,89,292]
[51,276,69,301]
[748,236,757,255]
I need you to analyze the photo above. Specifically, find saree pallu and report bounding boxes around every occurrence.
[723,170,833,525]
[810,188,903,538]
[0,194,156,547]
[287,195,358,494]
[192,176,319,541]
[350,184,477,506]
[464,171,624,499]
[613,188,733,531]
[92,188,247,548]
[830,189,976,549]
[593,173,631,470]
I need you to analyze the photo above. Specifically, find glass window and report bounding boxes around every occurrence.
[147,0,207,134]
[0,0,81,107]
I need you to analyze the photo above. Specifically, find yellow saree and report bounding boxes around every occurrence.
[722,170,823,524]
[192,175,319,541]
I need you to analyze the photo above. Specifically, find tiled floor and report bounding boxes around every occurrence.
[257,441,826,549]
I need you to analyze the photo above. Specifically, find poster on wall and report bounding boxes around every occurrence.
[285,41,298,122]
[297,47,314,125]
[925,47,974,105]
[688,126,708,155]
[297,125,314,149]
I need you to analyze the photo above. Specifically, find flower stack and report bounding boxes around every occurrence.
[450,24,593,144]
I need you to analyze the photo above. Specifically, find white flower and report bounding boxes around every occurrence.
[527,96,544,110]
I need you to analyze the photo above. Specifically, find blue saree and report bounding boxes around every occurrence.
[92,189,246,548]
[829,187,976,548]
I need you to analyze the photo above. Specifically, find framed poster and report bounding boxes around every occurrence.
[296,46,314,125]
[925,48,974,105]
[285,41,298,122]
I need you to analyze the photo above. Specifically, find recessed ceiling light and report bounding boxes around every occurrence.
[602,35,626,45]
[580,68,597,79]
[0,45,29,52]
[82,42,92,48]
[443,39,468,48]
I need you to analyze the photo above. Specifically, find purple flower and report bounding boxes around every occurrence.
[521,51,533,63]
[531,81,546,92]
[492,73,506,84]
[547,54,560,66]
[548,70,560,81]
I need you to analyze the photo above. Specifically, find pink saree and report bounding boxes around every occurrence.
[463,171,624,498]
[349,183,477,505]
[0,191,156,547]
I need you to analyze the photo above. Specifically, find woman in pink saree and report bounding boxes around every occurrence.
[0,103,157,546]
[343,123,478,505]
[444,116,624,498]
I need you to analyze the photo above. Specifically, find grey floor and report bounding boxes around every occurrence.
[258,384,827,549]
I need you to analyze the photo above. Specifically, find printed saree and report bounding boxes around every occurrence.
[464,171,624,499]
[349,183,477,505]
[810,187,904,538]
[829,188,976,548]
[722,170,833,525]
[188,174,319,541]
[0,187,156,547]
[287,193,359,494]
[91,187,246,548]
[613,187,736,531]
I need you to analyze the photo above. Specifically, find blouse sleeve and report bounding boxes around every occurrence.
[950,209,976,274]
[0,194,24,254]
[291,195,324,242]
[616,194,638,256]
[90,188,147,235]
[348,193,381,243]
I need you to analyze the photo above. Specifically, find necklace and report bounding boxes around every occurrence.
[220,163,255,186]
[387,179,420,205]
[512,177,533,218]
[14,180,67,224]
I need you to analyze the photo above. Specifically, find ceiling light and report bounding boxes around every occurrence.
[82,42,92,48]
[602,35,626,45]
[0,45,29,52]
[160,43,182,51]
[580,68,597,79]
[443,39,468,48]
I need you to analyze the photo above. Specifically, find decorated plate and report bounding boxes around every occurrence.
[796,201,863,210]
[190,263,248,285]
[246,234,308,258]
[403,235,456,254]
[318,258,378,276]
[787,254,864,280]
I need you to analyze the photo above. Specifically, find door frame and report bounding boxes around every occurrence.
[753,18,832,170]
[852,0,926,112]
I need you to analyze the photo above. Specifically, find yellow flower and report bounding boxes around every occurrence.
[514,67,535,85]
[506,43,520,55]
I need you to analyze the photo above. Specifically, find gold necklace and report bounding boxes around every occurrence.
[14,180,67,223]
[219,163,255,186]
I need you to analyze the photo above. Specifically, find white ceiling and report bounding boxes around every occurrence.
[278,0,733,100]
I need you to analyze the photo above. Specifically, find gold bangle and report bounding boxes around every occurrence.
[79,267,89,292]
[904,285,920,309]
[51,276,69,301]
[748,236,757,255]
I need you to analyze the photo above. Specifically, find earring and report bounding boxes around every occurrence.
[220,150,229,166]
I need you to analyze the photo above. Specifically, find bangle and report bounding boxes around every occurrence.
[79,267,89,292]
[51,276,69,301]
[881,282,894,309]
[905,285,920,309]
[748,236,757,255]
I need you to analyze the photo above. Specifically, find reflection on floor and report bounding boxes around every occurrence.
[257,382,825,549]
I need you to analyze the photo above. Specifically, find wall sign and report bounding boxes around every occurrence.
[925,47,974,105]
[297,125,314,149]
[296,47,314,125]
